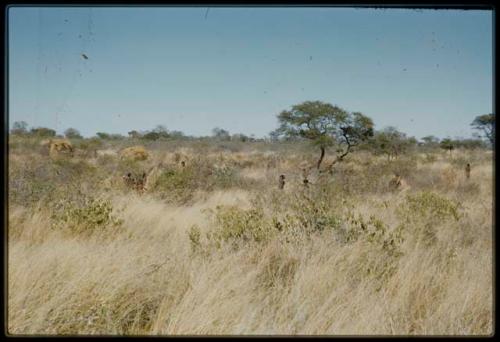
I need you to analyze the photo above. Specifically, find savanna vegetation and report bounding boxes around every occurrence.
[7,105,494,335]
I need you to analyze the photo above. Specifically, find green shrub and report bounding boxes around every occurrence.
[50,195,123,236]
[401,191,461,222]
[153,168,197,203]
[211,205,270,244]
[396,191,462,247]
[211,165,238,188]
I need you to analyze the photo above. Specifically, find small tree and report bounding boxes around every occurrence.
[11,121,28,135]
[30,127,56,137]
[440,138,454,156]
[64,128,83,139]
[232,133,249,142]
[371,127,415,161]
[212,127,231,141]
[152,125,170,139]
[142,131,161,141]
[273,101,374,170]
[88,137,102,155]
[269,130,280,142]
[128,130,142,139]
[169,130,186,139]
[471,113,494,145]
[96,132,110,140]
[108,134,125,140]
[421,135,440,147]
[78,137,102,157]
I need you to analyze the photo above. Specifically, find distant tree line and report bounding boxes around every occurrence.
[9,112,494,153]
[270,101,493,171]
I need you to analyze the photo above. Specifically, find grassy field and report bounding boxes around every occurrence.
[7,136,493,335]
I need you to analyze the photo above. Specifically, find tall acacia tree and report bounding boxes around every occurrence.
[273,101,374,170]
[471,113,495,145]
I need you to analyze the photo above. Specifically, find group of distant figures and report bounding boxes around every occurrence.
[121,159,472,194]
[121,159,187,194]
[277,163,473,191]
[122,172,148,194]
[277,174,308,190]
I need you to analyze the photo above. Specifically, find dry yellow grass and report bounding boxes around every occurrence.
[7,147,493,336]
[120,146,149,161]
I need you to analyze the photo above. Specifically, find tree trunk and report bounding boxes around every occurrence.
[317,146,326,170]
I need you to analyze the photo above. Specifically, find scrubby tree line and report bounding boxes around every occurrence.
[271,101,493,171]
[9,121,261,144]
[10,110,494,157]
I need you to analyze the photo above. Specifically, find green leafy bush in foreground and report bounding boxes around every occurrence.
[50,195,123,236]
[397,191,462,247]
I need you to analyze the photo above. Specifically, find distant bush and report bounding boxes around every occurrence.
[30,127,56,137]
[64,128,83,139]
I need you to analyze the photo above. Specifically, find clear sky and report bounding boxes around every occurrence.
[8,6,493,139]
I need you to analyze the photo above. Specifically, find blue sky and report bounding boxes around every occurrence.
[8,7,493,139]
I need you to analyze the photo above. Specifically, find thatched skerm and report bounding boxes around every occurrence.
[41,139,74,159]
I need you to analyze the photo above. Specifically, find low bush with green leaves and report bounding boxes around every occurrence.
[50,195,123,236]
[195,188,405,259]
[400,191,461,222]
[396,191,462,246]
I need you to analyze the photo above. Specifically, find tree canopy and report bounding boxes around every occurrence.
[30,127,56,137]
[11,121,28,135]
[440,138,455,155]
[212,127,231,141]
[64,128,83,139]
[371,126,416,160]
[273,101,374,170]
[471,113,494,145]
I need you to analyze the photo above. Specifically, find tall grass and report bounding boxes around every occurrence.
[7,140,493,335]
